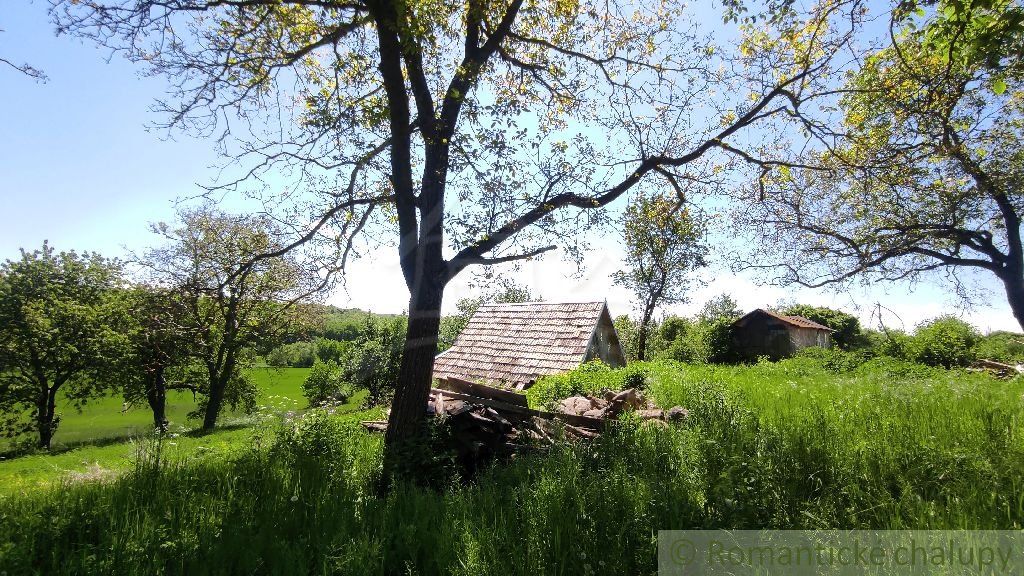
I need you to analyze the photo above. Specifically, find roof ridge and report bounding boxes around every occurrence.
[734,308,834,331]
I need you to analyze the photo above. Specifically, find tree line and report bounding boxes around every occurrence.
[614,294,1022,370]
[0,207,320,450]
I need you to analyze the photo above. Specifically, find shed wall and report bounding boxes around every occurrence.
[584,311,627,368]
[733,314,832,360]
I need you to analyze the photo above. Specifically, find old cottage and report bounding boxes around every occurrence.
[732,308,833,360]
[433,301,626,390]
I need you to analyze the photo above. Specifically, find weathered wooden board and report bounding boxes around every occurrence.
[428,388,604,430]
[436,376,529,407]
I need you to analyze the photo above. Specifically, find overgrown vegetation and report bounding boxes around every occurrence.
[2,357,1020,575]
[616,295,1022,369]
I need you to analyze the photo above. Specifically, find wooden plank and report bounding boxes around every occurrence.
[564,424,601,439]
[436,376,529,407]
[429,388,605,430]
[976,358,1022,372]
[361,420,388,432]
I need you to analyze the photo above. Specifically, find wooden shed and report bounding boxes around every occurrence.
[731,308,833,360]
[433,301,626,390]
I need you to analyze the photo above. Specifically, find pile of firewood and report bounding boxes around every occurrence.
[556,388,689,425]
[361,377,689,469]
[969,359,1024,379]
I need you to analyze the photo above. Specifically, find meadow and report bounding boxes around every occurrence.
[0,368,370,495]
[0,357,1021,574]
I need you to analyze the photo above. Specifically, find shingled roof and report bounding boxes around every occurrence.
[433,301,623,388]
[733,309,834,331]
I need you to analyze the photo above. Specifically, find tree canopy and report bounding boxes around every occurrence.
[738,0,1024,329]
[613,195,708,360]
[142,207,322,430]
[0,244,125,449]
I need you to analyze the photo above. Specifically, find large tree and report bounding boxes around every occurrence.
[54,0,866,475]
[613,195,708,360]
[737,0,1024,329]
[0,244,124,449]
[143,208,323,431]
[115,285,204,432]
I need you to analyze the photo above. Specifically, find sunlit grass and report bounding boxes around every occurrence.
[1,358,1021,575]
[0,368,376,495]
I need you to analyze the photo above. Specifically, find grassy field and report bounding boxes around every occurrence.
[37,367,310,448]
[0,367,375,496]
[0,357,1021,574]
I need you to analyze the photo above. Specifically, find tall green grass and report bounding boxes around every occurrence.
[1,358,1021,575]
[1,367,313,454]
[0,368,343,495]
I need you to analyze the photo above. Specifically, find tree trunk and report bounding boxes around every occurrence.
[202,368,227,432]
[147,365,168,433]
[382,278,444,483]
[1002,271,1024,332]
[636,303,656,361]
[36,384,57,450]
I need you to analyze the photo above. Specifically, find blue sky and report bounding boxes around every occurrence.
[0,1,1017,332]
[1,3,217,258]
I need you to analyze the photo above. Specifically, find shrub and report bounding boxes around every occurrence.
[909,316,980,368]
[314,338,349,364]
[794,346,869,373]
[853,356,940,380]
[302,360,352,406]
[700,319,738,364]
[873,329,914,360]
[975,331,1024,364]
[266,341,315,368]
[652,316,699,362]
[658,337,703,363]
[657,316,690,344]
[620,365,650,391]
[613,314,640,361]
[527,361,618,409]
[342,315,406,406]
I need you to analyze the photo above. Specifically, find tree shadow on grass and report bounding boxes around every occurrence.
[0,422,253,460]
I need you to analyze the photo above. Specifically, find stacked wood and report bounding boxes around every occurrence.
[969,359,1024,379]
[361,379,689,465]
[555,387,689,425]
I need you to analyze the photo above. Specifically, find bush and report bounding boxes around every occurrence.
[302,360,353,406]
[909,316,980,368]
[266,341,315,368]
[975,331,1024,364]
[314,338,350,364]
[872,329,914,360]
[527,361,618,409]
[852,355,940,380]
[700,319,739,364]
[613,314,640,361]
[795,346,870,373]
[657,316,690,345]
[341,315,406,406]
[620,365,650,391]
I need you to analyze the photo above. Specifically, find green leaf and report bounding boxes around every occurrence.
[993,77,1007,95]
